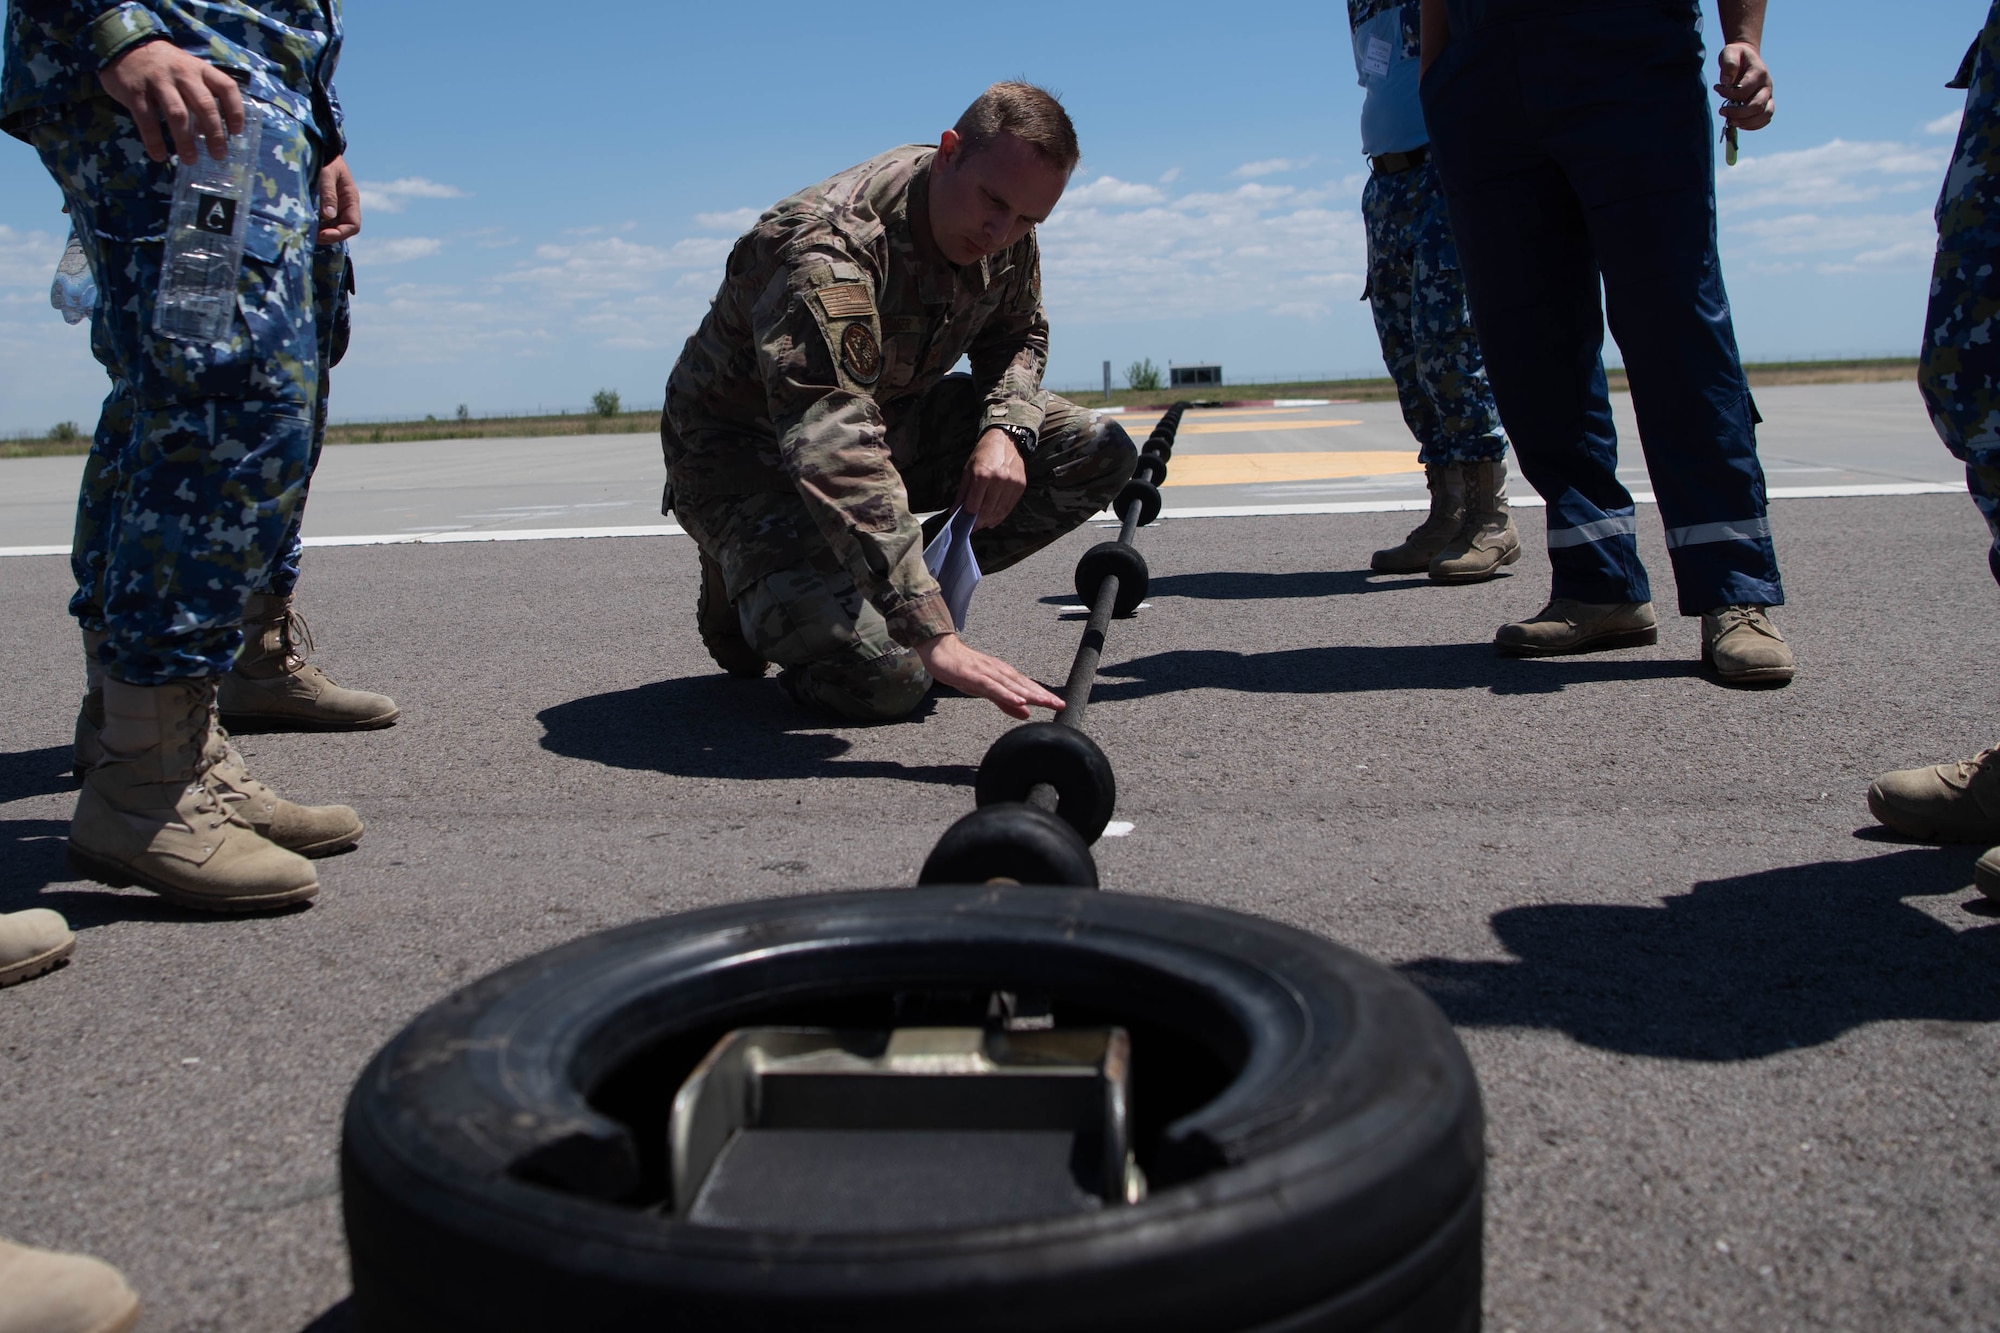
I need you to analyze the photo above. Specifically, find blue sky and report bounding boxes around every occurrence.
[0,0,1986,432]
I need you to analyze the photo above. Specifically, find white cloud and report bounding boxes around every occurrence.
[694,207,761,231]
[1926,111,1964,136]
[1711,136,1947,274]
[1719,138,1946,212]
[1038,175,1364,324]
[1059,176,1166,208]
[351,236,444,265]
[1158,166,1182,184]
[358,177,471,215]
[1231,158,1300,179]
[0,223,65,292]
[1727,209,1934,272]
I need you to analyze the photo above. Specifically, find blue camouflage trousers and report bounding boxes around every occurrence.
[1921,0,2000,587]
[31,95,333,685]
[1361,156,1508,465]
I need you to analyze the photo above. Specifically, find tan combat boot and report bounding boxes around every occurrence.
[0,1236,140,1333]
[0,910,74,988]
[698,548,768,677]
[1868,748,2000,843]
[218,593,399,730]
[74,634,361,857]
[197,699,364,858]
[1429,458,1522,584]
[68,677,318,912]
[1700,604,1795,686]
[1371,464,1466,574]
[1494,599,1658,656]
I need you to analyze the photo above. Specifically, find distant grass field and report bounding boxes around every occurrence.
[1,357,1920,459]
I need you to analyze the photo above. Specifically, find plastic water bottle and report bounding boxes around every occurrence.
[50,223,96,325]
[154,105,264,343]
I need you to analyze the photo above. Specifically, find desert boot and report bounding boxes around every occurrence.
[68,677,318,912]
[0,1237,140,1333]
[1868,748,2000,843]
[1701,604,1795,686]
[1495,599,1658,656]
[1429,458,1522,584]
[1371,464,1466,574]
[698,548,769,677]
[218,593,399,730]
[0,910,74,988]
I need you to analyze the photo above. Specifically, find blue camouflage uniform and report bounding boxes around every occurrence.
[1350,0,1507,466]
[1921,3,2000,586]
[1419,0,1784,616]
[3,1,348,685]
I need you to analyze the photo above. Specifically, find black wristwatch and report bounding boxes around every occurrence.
[992,423,1038,458]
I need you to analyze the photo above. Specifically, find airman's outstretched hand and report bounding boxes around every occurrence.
[914,633,1063,720]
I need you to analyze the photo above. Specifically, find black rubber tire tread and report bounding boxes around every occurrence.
[1075,541,1151,620]
[974,722,1118,843]
[342,888,1483,1333]
[918,802,1101,887]
[1116,478,1164,528]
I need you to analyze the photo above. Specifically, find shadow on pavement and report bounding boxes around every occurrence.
[0,816,275,927]
[0,744,74,805]
[1093,642,1695,699]
[1037,569,1431,606]
[1401,847,2000,1060]
[537,675,976,787]
[299,1298,351,1332]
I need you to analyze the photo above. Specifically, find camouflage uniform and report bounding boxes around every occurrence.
[1922,2,2000,586]
[664,145,1136,720]
[1362,159,1507,465]
[1351,0,1506,466]
[3,2,345,685]
[67,243,351,631]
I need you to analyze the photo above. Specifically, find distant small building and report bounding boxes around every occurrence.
[1169,362,1222,388]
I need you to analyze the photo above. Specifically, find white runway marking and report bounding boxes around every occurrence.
[1102,821,1135,837]
[0,482,1964,559]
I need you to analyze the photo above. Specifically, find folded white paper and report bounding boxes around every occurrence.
[922,505,983,631]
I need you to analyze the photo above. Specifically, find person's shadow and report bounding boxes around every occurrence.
[1399,847,2000,1060]
[1092,641,1695,701]
[537,675,975,787]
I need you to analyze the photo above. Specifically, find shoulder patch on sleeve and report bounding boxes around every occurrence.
[815,284,876,321]
[840,323,882,384]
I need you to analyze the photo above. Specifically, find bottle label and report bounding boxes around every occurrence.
[195,195,237,235]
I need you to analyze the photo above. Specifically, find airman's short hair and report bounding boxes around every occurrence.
[953,82,1080,174]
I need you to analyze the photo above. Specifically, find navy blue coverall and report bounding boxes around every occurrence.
[1419,0,1784,616]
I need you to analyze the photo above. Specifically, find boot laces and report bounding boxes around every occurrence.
[1950,747,2000,784]
[280,608,315,669]
[1712,604,1773,638]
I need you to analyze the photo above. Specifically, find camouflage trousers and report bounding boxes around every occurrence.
[31,95,334,685]
[1921,0,2000,586]
[675,377,1138,720]
[1361,157,1508,466]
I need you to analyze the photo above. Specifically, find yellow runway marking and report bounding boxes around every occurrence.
[1164,419,1363,436]
[1162,450,1421,487]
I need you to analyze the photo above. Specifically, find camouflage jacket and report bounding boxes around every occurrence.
[664,144,1050,648]
[3,0,344,149]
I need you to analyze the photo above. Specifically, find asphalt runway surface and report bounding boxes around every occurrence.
[0,381,1957,551]
[4,390,1999,1330]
